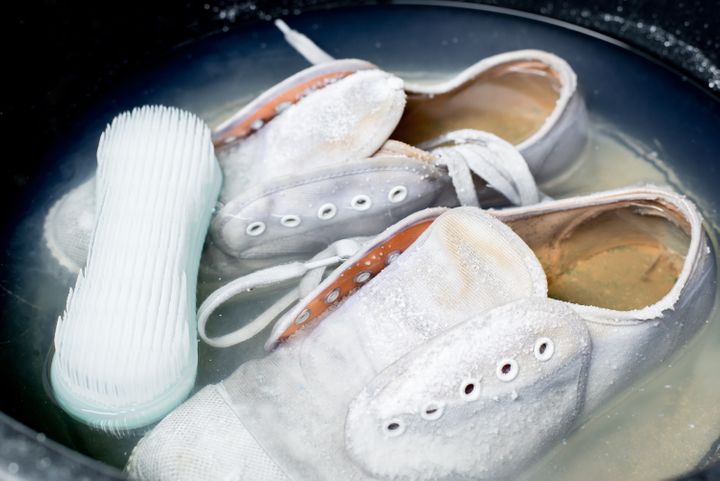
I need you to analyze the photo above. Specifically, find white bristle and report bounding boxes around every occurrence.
[51,105,222,430]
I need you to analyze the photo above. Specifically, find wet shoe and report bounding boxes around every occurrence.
[341,186,716,480]
[43,176,96,273]
[127,186,714,480]
[43,61,541,275]
[127,205,548,481]
[276,19,588,183]
[206,132,540,276]
[50,106,222,432]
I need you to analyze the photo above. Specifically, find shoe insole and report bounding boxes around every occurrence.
[391,60,561,146]
[534,207,688,311]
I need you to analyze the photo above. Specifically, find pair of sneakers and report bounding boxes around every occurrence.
[47,25,714,480]
[127,186,715,481]
[47,41,586,432]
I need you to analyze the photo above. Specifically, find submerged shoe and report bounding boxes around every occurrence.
[50,106,222,432]
[206,132,540,275]
[44,60,541,275]
[341,187,716,480]
[128,186,714,480]
[127,206,548,481]
[276,19,588,183]
[43,176,96,273]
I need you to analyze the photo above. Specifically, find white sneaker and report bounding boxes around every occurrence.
[127,186,713,480]
[206,132,540,275]
[127,205,546,480]
[50,106,222,432]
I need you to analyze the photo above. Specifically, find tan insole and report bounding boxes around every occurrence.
[392,61,562,146]
[532,208,688,311]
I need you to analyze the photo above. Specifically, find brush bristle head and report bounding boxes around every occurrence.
[51,105,222,433]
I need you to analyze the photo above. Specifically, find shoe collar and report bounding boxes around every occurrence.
[495,185,706,324]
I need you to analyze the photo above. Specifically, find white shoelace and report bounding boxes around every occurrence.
[424,130,542,207]
[275,19,337,65]
[198,238,363,348]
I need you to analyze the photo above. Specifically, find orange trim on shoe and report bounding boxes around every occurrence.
[213,70,357,148]
[275,219,435,343]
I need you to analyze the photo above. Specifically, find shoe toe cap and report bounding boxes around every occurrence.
[127,384,289,481]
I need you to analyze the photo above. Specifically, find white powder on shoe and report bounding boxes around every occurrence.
[217,69,406,202]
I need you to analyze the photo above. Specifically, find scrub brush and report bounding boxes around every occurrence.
[50,105,222,433]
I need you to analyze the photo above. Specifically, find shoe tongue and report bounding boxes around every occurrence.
[218,69,405,202]
[293,207,548,368]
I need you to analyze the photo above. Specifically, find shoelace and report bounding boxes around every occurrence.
[424,129,542,206]
[275,19,337,65]
[198,238,364,348]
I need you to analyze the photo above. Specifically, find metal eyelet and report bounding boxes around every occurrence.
[275,101,292,114]
[324,288,340,304]
[354,271,373,284]
[280,214,301,228]
[295,309,311,325]
[383,418,405,437]
[317,203,337,220]
[351,194,372,211]
[421,402,445,421]
[534,337,554,362]
[496,359,519,382]
[386,250,401,265]
[459,378,481,401]
[388,185,408,203]
[246,221,266,236]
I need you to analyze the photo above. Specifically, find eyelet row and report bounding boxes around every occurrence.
[382,337,557,436]
[244,186,408,236]
[293,269,378,326]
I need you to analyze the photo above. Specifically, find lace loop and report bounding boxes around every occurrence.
[422,130,542,207]
[198,238,363,348]
[433,147,480,207]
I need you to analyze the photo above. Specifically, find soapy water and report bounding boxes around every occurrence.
[1,4,720,479]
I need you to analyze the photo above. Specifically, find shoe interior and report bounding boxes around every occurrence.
[504,200,691,311]
[391,60,562,146]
